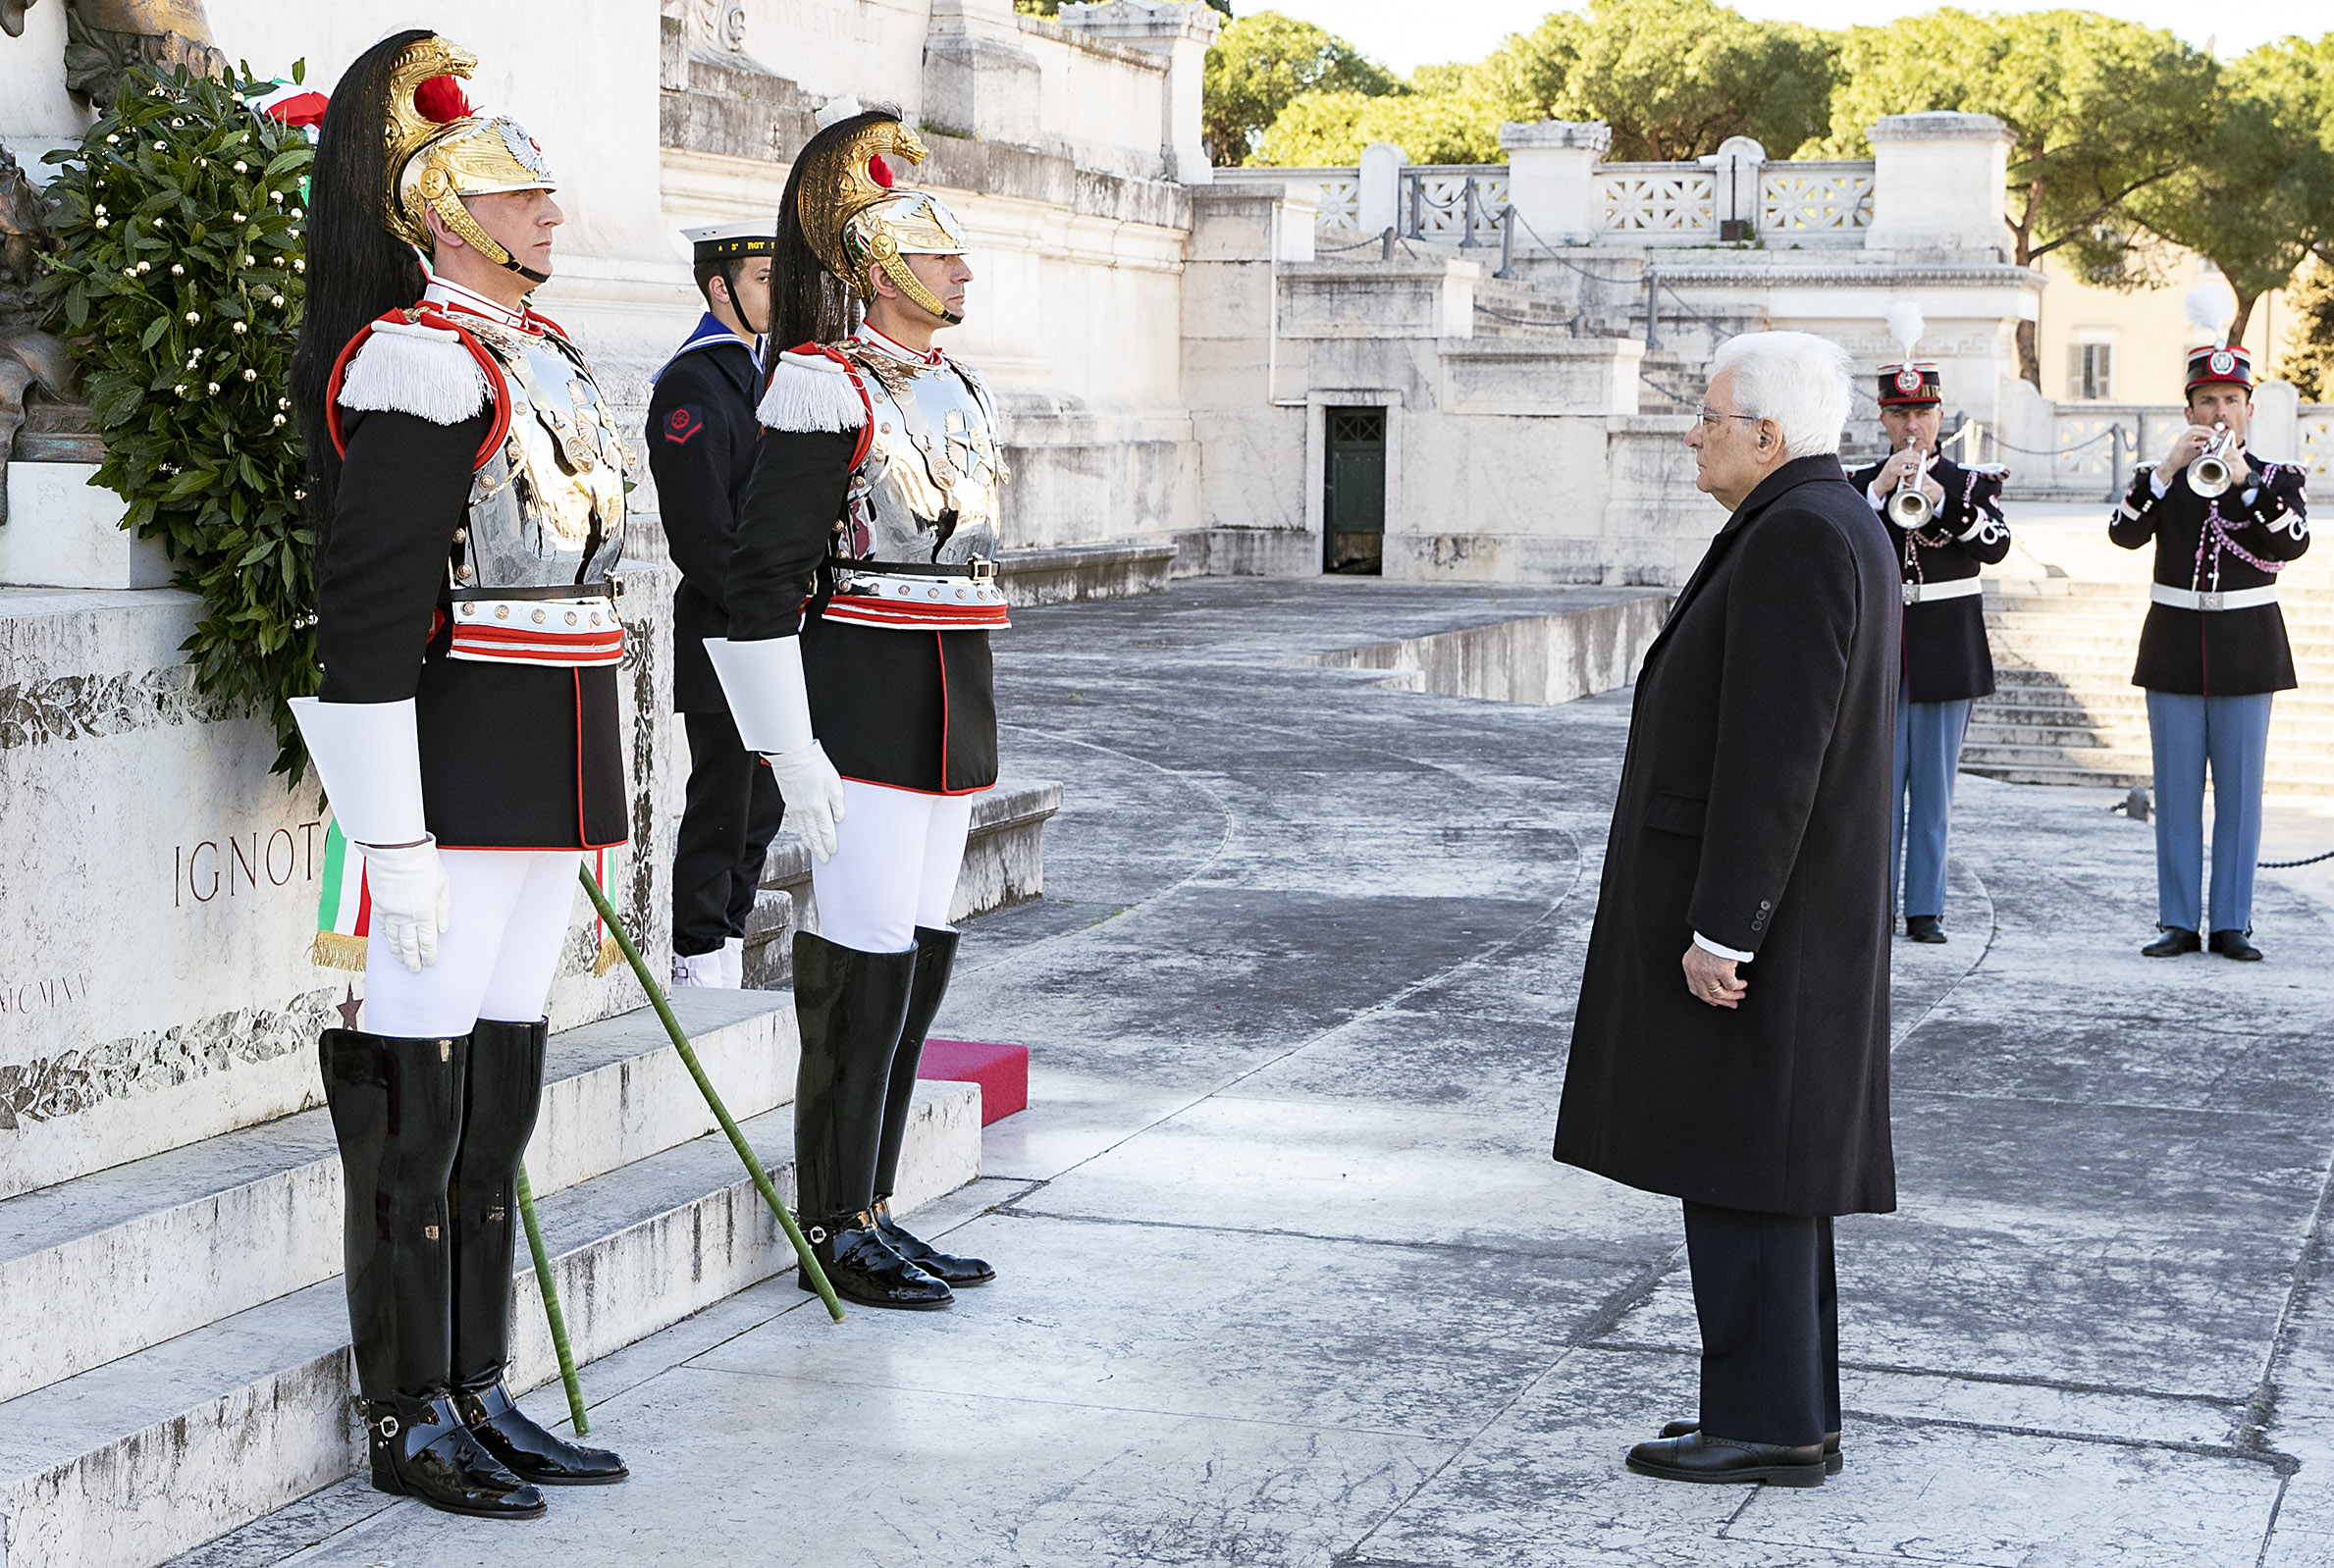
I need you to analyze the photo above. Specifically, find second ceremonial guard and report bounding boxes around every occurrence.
[710,102,1004,1309]
[1847,344,2010,943]
[288,30,629,1520]
[2112,344,2309,961]
[651,221,785,988]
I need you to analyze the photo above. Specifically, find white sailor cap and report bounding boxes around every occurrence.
[683,221,777,261]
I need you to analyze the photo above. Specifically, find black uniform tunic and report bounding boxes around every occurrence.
[1847,455,2009,704]
[647,327,762,714]
[725,428,998,795]
[316,404,628,850]
[1555,456,1899,1218]
[2108,453,2309,696]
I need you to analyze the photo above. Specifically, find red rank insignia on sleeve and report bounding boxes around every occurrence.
[664,406,704,444]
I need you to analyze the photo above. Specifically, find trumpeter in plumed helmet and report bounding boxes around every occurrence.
[287,29,629,1519]
[707,99,1006,1310]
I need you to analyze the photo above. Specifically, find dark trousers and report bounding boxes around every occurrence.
[1681,1201,1839,1447]
[673,708,784,959]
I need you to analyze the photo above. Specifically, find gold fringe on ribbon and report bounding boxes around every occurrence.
[310,931,371,972]
[593,928,622,977]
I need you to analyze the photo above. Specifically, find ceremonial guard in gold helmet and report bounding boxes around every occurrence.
[2112,344,2309,960]
[1843,319,2010,944]
[712,102,1002,1309]
[287,30,627,1518]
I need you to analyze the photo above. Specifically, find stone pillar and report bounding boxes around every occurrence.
[1499,121,1610,244]
[1357,141,1407,237]
[1057,1,1223,183]
[2251,379,2303,465]
[1864,112,2016,259]
[926,0,1044,147]
[1703,135,1765,240]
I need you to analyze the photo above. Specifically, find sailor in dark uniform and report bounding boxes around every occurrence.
[2111,344,2309,960]
[287,30,627,1518]
[709,105,1002,1309]
[651,222,782,988]
[1847,360,2009,943]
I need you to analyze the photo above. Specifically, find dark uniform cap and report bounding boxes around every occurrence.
[2185,343,2252,392]
[1877,361,1941,408]
[683,220,777,262]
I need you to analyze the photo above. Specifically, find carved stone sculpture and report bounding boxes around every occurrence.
[0,145,78,523]
[63,0,226,108]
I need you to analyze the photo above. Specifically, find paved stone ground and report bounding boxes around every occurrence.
[178,579,2334,1568]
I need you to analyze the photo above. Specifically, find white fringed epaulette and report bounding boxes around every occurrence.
[337,319,492,426]
[758,348,871,434]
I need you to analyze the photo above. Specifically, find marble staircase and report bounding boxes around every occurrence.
[0,990,982,1568]
[1962,519,2334,795]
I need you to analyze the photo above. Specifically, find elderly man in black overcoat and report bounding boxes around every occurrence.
[1555,330,1899,1489]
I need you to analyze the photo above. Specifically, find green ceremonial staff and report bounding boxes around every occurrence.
[577,862,846,1322]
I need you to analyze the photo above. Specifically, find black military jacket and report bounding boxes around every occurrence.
[1555,456,1899,1218]
[2109,452,2309,696]
[647,321,761,714]
[315,406,628,849]
[1848,454,2010,704]
[725,427,998,795]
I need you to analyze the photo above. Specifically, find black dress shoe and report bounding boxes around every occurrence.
[1626,1430,1825,1487]
[367,1392,546,1518]
[799,1211,953,1309]
[2142,927,2201,958]
[1660,1420,1841,1475]
[2209,929,2263,961]
[1904,915,1946,944]
[873,1197,995,1286]
[454,1374,629,1485]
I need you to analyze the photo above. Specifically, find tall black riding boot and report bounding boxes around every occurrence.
[320,1028,544,1520]
[792,930,950,1309]
[871,927,993,1286]
[451,1019,628,1486]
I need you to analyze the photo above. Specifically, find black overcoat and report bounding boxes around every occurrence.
[646,330,761,714]
[1554,455,1899,1218]
[1847,454,2010,704]
[2108,453,2309,697]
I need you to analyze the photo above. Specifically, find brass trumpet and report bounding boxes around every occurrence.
[2187,424,2237,498]
[1885,449,1936,528]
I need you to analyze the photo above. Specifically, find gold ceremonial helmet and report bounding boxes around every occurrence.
[797,114,969,324]
[381,36,558,282]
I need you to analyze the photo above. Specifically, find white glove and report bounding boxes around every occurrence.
[360,837,451,973]
[765,741,846,862]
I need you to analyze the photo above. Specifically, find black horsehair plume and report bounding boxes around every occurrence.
[290,28,433,527]
[764,105,904,386]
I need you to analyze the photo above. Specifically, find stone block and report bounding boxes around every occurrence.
[0,465,171,590]
[1437,339,1646,418]
[1170,527,1319,578]
[1301,593,1670,705]
[999,542,1173,606]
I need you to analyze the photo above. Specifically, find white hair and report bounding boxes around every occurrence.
[1709,331,1853,458]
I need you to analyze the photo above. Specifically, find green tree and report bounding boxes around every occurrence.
[1201,11,1401,166]
[1252,87,1505,167]
[1549,0,1836,162]
[1826,9,2218,384]
[2284,256,2334,399]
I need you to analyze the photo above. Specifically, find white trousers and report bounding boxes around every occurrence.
[811,781,978,954]
[363,850,583,1037]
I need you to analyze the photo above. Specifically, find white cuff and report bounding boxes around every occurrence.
[1693,931,1755,963]
[288,698,427,846]
[704,636,817,756]
[2149,467,2170,497]
[1865,478,1889,512]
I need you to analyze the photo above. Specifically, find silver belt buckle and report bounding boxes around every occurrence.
[968,555,997,582]
[2200,590,2225,611]
[1902,582,1918,606]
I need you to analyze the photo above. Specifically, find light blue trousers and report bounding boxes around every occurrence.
[2147,690,2273,934]
[1891,687,1971,918]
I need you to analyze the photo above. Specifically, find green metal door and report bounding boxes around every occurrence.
[1323,407,1385,575]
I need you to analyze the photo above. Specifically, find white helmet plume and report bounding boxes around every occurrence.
[814,93,865,131]
[2184,281,2235,342]
[1884,302,1925,358]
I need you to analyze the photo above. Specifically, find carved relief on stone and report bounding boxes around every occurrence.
[691,0,747,54]
[0,145,76,520]
[62,0,228,108]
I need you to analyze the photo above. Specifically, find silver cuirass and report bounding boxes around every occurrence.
[454,323,628,591]
[838,344,1005,564]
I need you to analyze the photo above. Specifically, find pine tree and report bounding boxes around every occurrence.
[2285,256,2334,401]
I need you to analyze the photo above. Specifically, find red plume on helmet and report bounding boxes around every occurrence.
[413,74,471,124]
[868,154,894,190]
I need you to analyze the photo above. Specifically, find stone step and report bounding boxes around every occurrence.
[1958,745,2334,789]
[0,1072,982,1568]
[1960,758,2154,788]
[0,990,796,1411]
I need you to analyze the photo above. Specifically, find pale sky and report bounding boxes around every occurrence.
[1253,0,2330,76]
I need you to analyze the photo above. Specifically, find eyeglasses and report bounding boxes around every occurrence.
[1693,407,1761,428]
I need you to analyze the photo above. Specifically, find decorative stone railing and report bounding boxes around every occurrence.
[1402,165,1512,245]
[1595,164,1716,236]
[1758,163,1876,236]
[2302,406,2334,478]
[2042,402,2333,495]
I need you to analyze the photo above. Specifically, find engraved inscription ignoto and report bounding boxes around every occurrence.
[0,664,243,751]
[0,988,338,1129]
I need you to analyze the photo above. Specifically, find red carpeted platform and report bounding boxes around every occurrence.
[918,1038,1029,1124]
